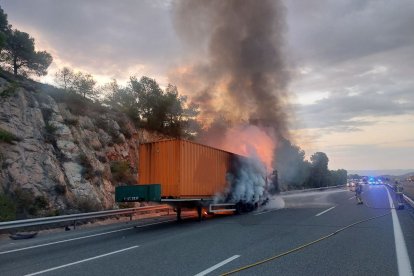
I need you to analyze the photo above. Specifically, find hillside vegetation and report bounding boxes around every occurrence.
[0,71,171,220]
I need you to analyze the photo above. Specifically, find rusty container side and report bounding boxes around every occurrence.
[138,140,181,197]
[139,139,234,198]
[179,140,231,198]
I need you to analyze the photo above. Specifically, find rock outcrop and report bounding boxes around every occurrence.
[0,76,168,216]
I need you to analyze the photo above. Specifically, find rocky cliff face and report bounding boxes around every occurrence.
[0,76,168,217]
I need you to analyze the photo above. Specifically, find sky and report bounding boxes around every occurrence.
[2,0,414,171]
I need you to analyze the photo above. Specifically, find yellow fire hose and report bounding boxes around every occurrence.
[221,212,391,275]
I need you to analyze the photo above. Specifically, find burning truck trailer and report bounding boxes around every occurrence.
[115,139,275,221]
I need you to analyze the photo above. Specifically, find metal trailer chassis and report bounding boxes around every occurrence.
[160,199,236,221]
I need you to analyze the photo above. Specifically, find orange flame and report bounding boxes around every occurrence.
[214,125,275,171]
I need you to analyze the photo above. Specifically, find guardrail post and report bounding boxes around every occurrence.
[73,220,76,230]
[129,213,133,221]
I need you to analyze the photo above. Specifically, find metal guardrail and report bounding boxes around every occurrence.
[0,205,170,231]
[386,183,414,208]
[280,183,414,208]
[403,194,414,208]
[279,185,346,195]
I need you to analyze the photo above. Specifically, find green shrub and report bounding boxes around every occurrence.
[95,117,109,131]
[29,196,48,215]
[110,160,135,184]
[0,152,4,170]
[117,117,133,139]
[74,197,101,213]
[47,87,108,117]
[41,108,54,122]
[0,128,19,143]
[64,118,79,127]
[46,209,60,217]
[44,123,58,144]
[0,194,16,221]
[45,122,58,134]
[0,81,19,98]
[14,189,49,217]
[14,188,33,216]
[65,93,89,116]
[96,118,125,144]
[91,102,108,114]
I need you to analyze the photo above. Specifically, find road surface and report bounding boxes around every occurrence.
[0,184,413,275]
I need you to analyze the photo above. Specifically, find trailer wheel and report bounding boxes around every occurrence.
[177,207,182,221]
[235,202,243,214]
[197,206,202,221]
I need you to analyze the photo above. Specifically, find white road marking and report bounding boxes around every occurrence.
[24,245,139,276]
[194,255,240,276]
[253,210,272,216]
[0,219,175,255]
[385,187,413,276]
[315,206,336,217]
[348,196,355,200]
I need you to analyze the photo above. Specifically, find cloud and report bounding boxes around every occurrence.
[285,0,414,66]
[296,84,414,130]
[324,142,414,170]
[284,0,414,132]
[2,0,180,80]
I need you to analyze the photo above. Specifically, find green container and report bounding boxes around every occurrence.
[115,184,161,202]
[147,184,161,202]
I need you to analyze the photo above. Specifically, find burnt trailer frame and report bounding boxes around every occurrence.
[138,139,244,220]
[160,198,237,221]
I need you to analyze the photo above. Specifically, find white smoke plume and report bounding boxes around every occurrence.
[227,156,267,204]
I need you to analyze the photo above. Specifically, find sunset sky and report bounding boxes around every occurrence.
[3,0,414,171]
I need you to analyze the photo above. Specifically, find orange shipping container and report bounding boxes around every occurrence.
[138,139,237,199]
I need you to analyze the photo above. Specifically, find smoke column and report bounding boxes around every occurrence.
[172,0,290,203]
[173,0,290,138]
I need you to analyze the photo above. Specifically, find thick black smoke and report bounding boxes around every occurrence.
[172,0,290,139]
[172,0,291,203]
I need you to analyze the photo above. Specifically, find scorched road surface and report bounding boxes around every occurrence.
[1,185,413,276]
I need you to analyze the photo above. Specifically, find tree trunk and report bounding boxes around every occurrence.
[64,76,67,92]
[13,56,17,76]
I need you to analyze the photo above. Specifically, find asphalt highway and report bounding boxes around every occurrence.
[1,184,413,276]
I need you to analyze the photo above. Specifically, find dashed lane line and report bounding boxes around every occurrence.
[194,255,241,276]
[315,206,336,217]
[24,245,139,276]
